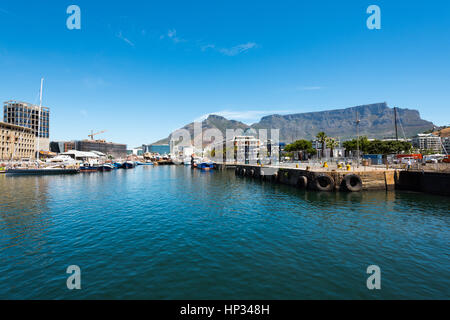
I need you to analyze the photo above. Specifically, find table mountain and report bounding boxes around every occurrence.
[252,102,434,142]
[153,103,434,144]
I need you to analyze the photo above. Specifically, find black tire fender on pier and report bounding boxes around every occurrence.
[343,174,363,192]
[241,168,246,176]
[273,172,278,181]
[250,169,255,177]
[297,175,308,189]
[314,174,335,192]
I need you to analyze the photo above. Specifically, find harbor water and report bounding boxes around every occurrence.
[0,166,449,299]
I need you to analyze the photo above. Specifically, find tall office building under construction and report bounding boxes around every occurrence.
[3,100,50,151]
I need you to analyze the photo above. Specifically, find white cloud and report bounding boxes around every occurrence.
[160,28,257,56]
[117,31,135,47]
[201,44,216,51]
[83,77,108,89]
[162,29,186,43]
[298,86,322,91]
[0,8,13,16]
[195,109,293,124]
[219,42,258,56]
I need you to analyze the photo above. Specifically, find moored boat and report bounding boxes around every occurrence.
[113,162,123,169]
[6,168,80,175]
[183,157,191,166]
[98,163,115,172]
[79,164,99,172]
[121,161,135,169]
[135,161,153,166]
[197,162,215,170]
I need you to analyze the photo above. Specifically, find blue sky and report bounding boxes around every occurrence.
[0,0,449,147]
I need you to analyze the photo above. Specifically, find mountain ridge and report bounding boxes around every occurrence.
[152,102,434,145]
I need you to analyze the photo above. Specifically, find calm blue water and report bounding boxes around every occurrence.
[0,166,449,299]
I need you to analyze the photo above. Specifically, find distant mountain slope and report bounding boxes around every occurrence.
[153,103,434,144]
[433,127,450,137]
[252,103,434,142]
[152,115,249,145]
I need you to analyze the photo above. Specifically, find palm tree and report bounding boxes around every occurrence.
[316,132,327,158]
[326,138,339,158]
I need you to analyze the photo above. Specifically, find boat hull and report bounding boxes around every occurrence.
[6,168,79,175]
[121,162,135,169]
[196,162,215,170]
[98,165,114,172]
[80,166,99,172]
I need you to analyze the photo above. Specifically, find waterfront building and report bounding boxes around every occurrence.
[128,147,144,156]
[0,121,36,160]
[142,144,170,155]
[235,136,260,164]
[312,138,343,158]
[50,141,76,154]
[3,100,50,152]
[210,135,261,164]
[412,133,442,152]
[170,139,195,159]
[76,140,127,158]
[50,140,127,158]
[442,137,450,154]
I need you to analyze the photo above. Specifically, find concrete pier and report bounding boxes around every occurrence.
[233,164,397,192]
[396,171,450,197]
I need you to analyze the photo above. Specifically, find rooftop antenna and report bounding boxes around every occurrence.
[36,78,44,158]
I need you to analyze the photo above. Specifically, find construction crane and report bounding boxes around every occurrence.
[88,130,107,140]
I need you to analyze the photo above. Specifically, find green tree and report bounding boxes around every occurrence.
[343,138,412,155]
[326,137,339,158]
[285,139,316,155]
[285,139,312,152]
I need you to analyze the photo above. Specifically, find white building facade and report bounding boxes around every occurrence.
[412,134,442,152]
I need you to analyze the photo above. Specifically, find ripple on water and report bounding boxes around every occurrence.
[0,167,449,299]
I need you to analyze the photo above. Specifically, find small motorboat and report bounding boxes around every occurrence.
[98,163,115,172]
[80,163,99,172]
[197,162,215,170]
[172,158,182,165]
[135,161,153,166]
[113,162,123,169]
[121,161,135,169]
[183,157,192,166]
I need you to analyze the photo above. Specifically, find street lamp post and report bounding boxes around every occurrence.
[356,111,360,168]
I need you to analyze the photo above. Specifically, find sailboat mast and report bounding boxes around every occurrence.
[394,107,399,141]
[36,78,44,158]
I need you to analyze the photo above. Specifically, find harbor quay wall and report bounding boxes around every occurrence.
[232,164,396,192]
[215,163,236,171]
[396,171,450,197]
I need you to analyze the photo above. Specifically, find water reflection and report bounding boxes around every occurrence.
[0,175,53,268]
